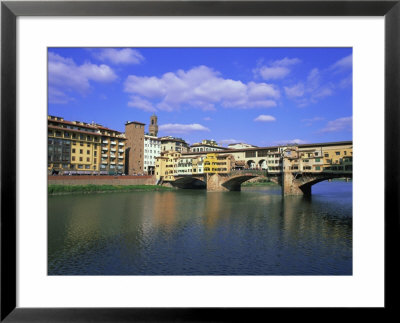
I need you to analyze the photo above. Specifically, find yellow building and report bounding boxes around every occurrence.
[322,144,353,171]
[155,151,181,181]
[283,143,352,173]
[203,153,235,173]
[48,115,126,175]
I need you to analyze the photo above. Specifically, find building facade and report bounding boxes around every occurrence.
[125,121,145,175]
[48,115,126,175]
[160,136,190,153]
[203,153,235,174]
[144,134,161,175]
[155,151,181,181]
[190,139,227,153]
[98,126,126,175]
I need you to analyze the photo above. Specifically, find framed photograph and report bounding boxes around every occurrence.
[1,0,399,321]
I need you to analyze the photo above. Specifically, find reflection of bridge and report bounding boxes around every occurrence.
[170,167,352,196]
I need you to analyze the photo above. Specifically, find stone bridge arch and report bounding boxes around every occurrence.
[220,175,259,191]
[285,172,352,195]
[206,171,268,191]
[172,175,207,189]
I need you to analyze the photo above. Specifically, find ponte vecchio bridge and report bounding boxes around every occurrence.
[159,141,353,196]
[172,167,352,196]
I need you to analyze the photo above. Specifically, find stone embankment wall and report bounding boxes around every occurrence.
[48,175,157,186]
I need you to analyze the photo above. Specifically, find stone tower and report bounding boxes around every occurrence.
[125,121,145,175]
[149,114,158,137]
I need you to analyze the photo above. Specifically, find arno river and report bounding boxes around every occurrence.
[48,181,352,275]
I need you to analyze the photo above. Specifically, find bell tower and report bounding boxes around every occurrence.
[149,114,158,137]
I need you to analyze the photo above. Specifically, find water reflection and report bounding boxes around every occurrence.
[48,182,352,275]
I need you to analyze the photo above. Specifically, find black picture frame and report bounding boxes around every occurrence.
[1,1,399,321]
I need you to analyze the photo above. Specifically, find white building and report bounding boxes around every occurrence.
[177,156,193,175]
[144,134,161,175]
[190,139,228,153]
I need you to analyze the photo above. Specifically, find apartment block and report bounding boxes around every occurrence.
[48,115,126,175]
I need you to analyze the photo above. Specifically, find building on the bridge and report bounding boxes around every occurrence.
[160,136,190,153]
[190,139,228,153]
[192,155,206,174]
[321,143,353,171]
[144,134,161,175]
[266,149,284,173]
[281,142,353,172]
[155,151,181,181]
[48,115,126,175]
[177,156,193,175]
[203,153,235,173]
[178,141,352,175]
[125,120,145,175]
[228,142,258,149]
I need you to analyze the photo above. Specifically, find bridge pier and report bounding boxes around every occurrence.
[206,173,231,192]
[282,171,311,196]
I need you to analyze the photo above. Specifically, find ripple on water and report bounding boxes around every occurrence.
[48,182,352,275]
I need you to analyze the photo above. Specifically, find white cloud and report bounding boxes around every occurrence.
[330,54,352,72]
[124,65,280,111]
[93,48,144,65]
[339,74,353,88]
[48,52,117,104]
[203,117,212,121]
[275,139,308,145]
[284,83,305,98]
[258,66,290,80]
[254,57,301,80]
[285,68,334,107]
[302,117,325,122]
[127,96,156,112]
[159,123,210,134]
[301,116,325,126]
[48,87,74,104]
[320,116,352,133]
[254,115,276,122]
[218,139,243,146]
[272,57,301,67]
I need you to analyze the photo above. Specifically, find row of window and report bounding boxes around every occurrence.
[49,130,101,142]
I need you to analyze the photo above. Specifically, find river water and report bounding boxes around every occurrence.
[48,181,352,275]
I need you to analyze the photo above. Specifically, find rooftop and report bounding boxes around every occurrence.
[48,115,123,134]
[125,121,146,125]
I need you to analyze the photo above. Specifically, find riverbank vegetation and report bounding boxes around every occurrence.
[242,179,279,187]
[48,184,174,195]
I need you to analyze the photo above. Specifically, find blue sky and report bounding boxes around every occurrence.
[48,47,352,147]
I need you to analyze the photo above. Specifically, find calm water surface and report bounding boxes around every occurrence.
[48,182,352,275]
